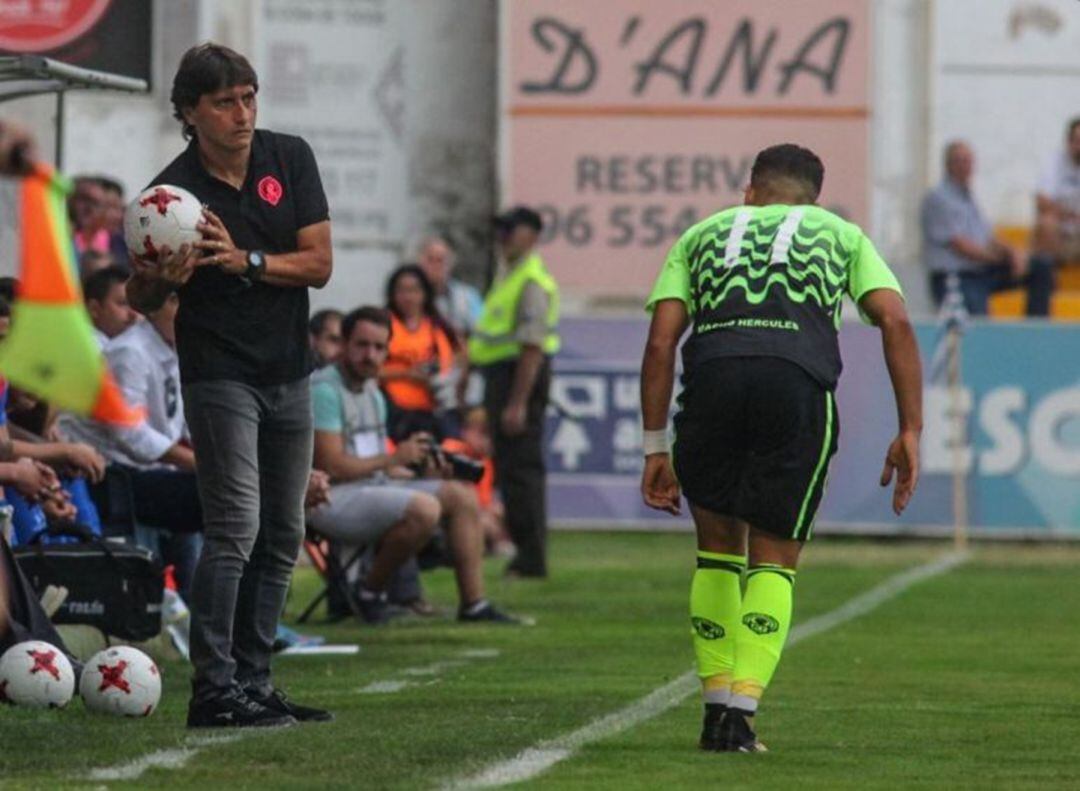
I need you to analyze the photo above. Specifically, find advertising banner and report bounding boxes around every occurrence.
[502,0,870,297]
[547,317,1080,538]
[0,0,152,84]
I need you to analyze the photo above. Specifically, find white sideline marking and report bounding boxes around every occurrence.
[443,551,969,789]
[84,724,256,781]
[357,679,416,694]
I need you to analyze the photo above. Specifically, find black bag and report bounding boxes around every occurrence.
[13,522,163,641]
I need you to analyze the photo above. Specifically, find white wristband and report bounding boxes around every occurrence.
[642,429,669,456]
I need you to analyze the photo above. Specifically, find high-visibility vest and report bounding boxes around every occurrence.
[468,253,560,366]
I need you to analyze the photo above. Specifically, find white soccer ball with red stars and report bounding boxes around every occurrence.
[0,640,75,709]
[79,646,162,718]
[124,184,203,264]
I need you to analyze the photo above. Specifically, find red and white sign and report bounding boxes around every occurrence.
[501,0,871,298]
[0,0,111,52]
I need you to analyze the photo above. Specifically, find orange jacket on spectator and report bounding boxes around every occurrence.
[382,314,454,412]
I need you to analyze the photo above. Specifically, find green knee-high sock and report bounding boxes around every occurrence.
[731,564,796,713]
[690,551,746,705]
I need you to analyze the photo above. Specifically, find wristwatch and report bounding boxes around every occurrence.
[245,250,266,281]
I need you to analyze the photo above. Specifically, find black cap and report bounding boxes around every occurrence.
[494,205,543,233]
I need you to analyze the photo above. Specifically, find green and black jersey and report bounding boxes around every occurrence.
[647,204,902,389]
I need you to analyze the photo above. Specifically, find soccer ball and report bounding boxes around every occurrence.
[124,184,203,263]
[0,640,75,709]
[79,646,162,718]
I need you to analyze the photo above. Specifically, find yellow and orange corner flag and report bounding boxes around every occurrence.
[0,164,143,426]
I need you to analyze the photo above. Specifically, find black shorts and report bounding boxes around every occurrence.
[672,356,839,541]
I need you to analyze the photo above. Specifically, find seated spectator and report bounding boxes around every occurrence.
[309,308,344,369]
[922,140,1053,316]
[58,291,202,602]
[83,265,137,346]
[1033,117,1080,273]
[69,176,111,256]
[96,176,129,262]
[308,306,517,624]
[417,237,483,341]
[382,265,460,439]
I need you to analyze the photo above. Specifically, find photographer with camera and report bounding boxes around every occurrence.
[309,306,519,624]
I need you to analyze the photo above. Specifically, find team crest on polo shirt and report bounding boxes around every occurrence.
[257,175,283,206]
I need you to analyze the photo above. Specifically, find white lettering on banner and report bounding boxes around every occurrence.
[924,385,1080,477]
[923,386,974,475]
[551,419,591,470]
[1030,388,1080,476]
[552,375,607,419]
[613,376,640,411]
[612,418,641,453]
[979,387,1026,476]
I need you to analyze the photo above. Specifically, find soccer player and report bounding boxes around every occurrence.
[640,144,922,752]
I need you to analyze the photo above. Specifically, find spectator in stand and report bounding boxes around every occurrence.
[309,308,344,369]
[309,306,518,623]
[922,140,1053,316]
[58,291,203,602]
[1032,117,1080,279]
[96,176,129,261]
[382,265,460,439]
[417,237,483,341]
[70,176,111,257]
[84,265,137,346]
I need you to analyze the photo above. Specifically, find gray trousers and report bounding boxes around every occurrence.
[183,378,312,700]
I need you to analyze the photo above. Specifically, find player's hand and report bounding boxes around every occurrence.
[42,494,77,523]
[641,453,681,516]
[501,402,527,437]
[156,243,200,286]
[304,469,331,509]
[10,458,61,503]
[0,121,35,176]
[195,209,246,274]
[61,442,106,484]
[880,430,920,515]
[392,433,433,468]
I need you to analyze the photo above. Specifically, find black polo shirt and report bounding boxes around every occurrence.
[149,129,329,386]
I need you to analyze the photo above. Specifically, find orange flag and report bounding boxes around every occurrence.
[0,164,143,426]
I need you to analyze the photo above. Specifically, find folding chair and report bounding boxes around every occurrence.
[296,525,367,624]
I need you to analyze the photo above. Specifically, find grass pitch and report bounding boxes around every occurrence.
[1,533,1079,789]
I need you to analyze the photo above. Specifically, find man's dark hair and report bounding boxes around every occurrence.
[171,43,259,140]
[341,306,392,343]
[95,176,124,197]
[83,265,130,304]
[1068,118,1080,139]
[0,295,10,320]
[749,144,825,202]
[309,308,343,337]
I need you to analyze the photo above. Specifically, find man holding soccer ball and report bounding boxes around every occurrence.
[126,44,333,728]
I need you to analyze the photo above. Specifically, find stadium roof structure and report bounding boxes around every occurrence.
[0,54,148,166]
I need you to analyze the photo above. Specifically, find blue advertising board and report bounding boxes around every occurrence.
[545,317,1080,537]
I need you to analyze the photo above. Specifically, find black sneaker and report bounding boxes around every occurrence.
[246,687,334,723]
[698,703,727,751]
[718,708,768,752]
[458,601,521,624]
[355,589,390,624]
[186,688,297,729]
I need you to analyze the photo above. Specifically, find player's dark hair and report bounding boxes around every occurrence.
[749,144,825,202]
[0,295,10,319]
[309,308,343,337]
[171,43,259,140]
[83,265,130,304]
[1068,117,1080,139]
[341,306,393,344]
[385,264,459,350]
[95,176,124,196]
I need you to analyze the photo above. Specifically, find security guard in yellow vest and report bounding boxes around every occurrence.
[469,207,560,577]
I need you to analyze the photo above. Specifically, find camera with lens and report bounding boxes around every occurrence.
[410,444,485,484]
